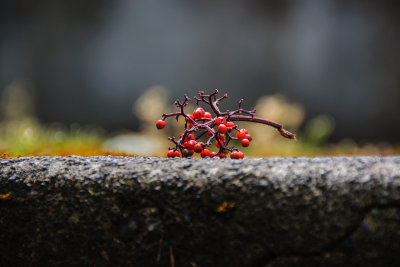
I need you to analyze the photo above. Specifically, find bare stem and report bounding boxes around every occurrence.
[230,115,296,139]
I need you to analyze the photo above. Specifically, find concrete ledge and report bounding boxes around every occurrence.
[1,156,400,266]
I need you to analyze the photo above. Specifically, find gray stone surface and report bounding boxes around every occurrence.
[0,156,400,266]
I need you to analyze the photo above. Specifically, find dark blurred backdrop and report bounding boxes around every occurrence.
[1,0,399,142]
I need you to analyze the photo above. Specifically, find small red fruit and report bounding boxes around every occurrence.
[230,151,239,159]
[217,124,227,134]
[203,112,212,119]
[181,148,188,157]
[200,149,211,158]
[219,152,227,158]
[215,141,221,148]
[215,117,223,125]
[241,138,250,147]
[226,121,235,132]
[230,151,244,159]
[167,150,175,158]
[187,134,195,140]
[236,129,246,139]
[206,131,213,137]
[194,143,204,153]
[186,140,196,150]
[245,134,252,142]
[242,129,249,134]
[156,120,166,129]
[174,150,180,157]
[182,148,194,157]
[226,121,235,128]
[210,152,217,158]
[193,107,205,120]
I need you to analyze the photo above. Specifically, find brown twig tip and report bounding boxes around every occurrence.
[279,128,297,140]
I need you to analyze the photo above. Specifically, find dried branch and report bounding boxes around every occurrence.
[157,90,296,158]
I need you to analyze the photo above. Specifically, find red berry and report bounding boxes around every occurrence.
[167,150,175,158]
[236,129,246,139]
[226,121,235,128]
[206,131,213,137]
[217,124,227,134]
[174,150,180,157]
[210,152,217,158]
[194,143,204,153]
[203,112,212,119]
[184,134,194,142]
[200,149,211,158]
[219,153,227,158]
[156,120,166,129]
[245,134,252,141]
[193,107,205,120]
[215,141,221,148]
[230,151,244,159]
[242,129,249,134]
[182,148,189,157]
[186,140,196,150]
[241,138,250,147]
[215,117,223,125]
[182,148,194,157]
[226,121,235,132]
[230,151,239,159]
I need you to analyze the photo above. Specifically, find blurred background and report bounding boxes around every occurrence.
[0,0,399,157]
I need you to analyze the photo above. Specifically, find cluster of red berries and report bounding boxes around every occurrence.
[157,107,251,159]
[156,106,251,158]
[156,90,295,159]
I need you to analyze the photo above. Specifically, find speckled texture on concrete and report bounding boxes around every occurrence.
[0,156,400,266]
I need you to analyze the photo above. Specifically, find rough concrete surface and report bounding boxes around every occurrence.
[0,156,400,266]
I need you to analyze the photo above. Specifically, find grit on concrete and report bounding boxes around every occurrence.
[0,156,400,266]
